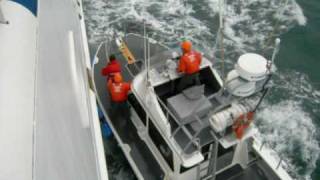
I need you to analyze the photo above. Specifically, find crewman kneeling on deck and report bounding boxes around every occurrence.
[101,54,121,79]
[177,40,202,91]
[108,73,131,121]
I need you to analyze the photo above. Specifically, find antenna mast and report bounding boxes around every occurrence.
[218,0,226,82]
[143,20,151,85]
[183,0,187,39]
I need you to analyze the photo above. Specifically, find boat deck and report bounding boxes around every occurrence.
[93,37,165,180]
[93,34,286,180]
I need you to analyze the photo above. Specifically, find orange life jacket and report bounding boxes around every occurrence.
[232,112,254,139]
[108,81,131,102]
[178,50,202,74]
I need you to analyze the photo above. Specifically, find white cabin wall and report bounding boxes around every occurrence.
[132,72,172,136]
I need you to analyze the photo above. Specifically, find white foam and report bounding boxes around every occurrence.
[256,100,320,180]
[84,0,211,47]
[207,0,308,53]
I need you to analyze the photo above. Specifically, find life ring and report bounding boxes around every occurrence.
[232,111,254,139]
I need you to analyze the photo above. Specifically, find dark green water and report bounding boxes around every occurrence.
[277,0,320,179]
[84,0,320,179]
[280,0,320,85]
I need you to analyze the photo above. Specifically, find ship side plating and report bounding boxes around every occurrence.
[0,0,107,180]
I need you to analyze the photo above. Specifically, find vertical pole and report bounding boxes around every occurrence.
[147,34,151,84]
[271,38,281,65]
[105,39,109,62]
[254,38,281,112]
[195,139,201,180]
[183,0,187,39]
[143,20,147,69]
[207,137,218,180]
[146,114,149,132]
[218,0,225,81]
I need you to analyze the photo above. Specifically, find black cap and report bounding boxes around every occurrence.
[109,54,116,61]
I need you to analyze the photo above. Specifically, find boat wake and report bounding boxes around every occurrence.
[256,72,320,180]
[83,0,318,179]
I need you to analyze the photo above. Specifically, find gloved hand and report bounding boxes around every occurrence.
[171,52,181,61]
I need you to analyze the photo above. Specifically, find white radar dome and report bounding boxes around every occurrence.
[235,53,268,81]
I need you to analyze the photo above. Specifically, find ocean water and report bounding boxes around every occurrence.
[83,0,320,179]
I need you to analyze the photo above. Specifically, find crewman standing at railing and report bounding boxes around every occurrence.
[101,54,121,79]
[107,73,131,121]
[177,40,202,91]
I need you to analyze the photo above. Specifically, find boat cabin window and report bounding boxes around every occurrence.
[128,94,147,126]
[149,120,174,171]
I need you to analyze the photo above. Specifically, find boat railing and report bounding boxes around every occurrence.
[100,33,215,156]
[122,53,206,155]
[155,94,214,155]
[257,139,286,172]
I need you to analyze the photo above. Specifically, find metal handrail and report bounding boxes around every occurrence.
[120,48,202,155]
[258,139,286,171]
[155,93,216,154]
[102,33,213,155]
[156,95,194,140]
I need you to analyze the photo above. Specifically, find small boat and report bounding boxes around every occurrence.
[93,33,293,180]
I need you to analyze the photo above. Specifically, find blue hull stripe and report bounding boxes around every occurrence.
[11,0,37,16]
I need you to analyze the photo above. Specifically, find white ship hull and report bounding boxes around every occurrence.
[0,0,107,179]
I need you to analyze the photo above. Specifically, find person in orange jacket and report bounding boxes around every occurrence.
[108,73,131,103]
[177,40,202,91]
[107,73,131,120]
[101,54,121,79]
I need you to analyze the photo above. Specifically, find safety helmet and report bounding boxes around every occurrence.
[181,41,192,53]
[113,73,123,83]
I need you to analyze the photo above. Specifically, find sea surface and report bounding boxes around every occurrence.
[83,0,320,179]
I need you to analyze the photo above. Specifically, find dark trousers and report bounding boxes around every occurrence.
[177,72,201,92]
[111,101,131,123]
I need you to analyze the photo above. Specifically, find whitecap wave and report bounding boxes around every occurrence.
[207,0,307,55]
[255,71,320,179]
[256,100,319,180]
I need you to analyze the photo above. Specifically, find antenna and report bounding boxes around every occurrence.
[105,38,109,62]
[147,34,151,84]
[143,20,151,85]
[183,0,187,39]
[218,0,226,83]
[271,38,281,65]
[253,38,281,112]
[219,0,225,30]
[143,19,147,70]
